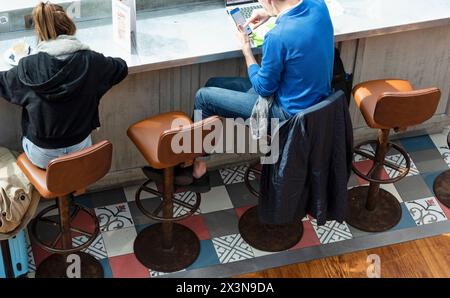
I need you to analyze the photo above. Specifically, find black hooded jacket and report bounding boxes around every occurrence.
[258,91,353,225]
[0,50,128,148]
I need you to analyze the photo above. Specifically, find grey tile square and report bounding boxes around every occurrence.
[83,189,128,208]
[124,182,158,202]
[394,175,433,202]
[203,209,239,238]
[409,149,449,174]
[347,225,372,238]
[128,197,161,226]
[199,186,233,214]
[225,182,258,208]
[102,227,137,258]
[209,170,224,187]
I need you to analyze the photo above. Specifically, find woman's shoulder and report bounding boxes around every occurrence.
[76,50,114,65]
[76,49,103,58]
[79,50,125,64]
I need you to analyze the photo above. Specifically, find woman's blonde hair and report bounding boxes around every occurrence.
[32,2,76,41]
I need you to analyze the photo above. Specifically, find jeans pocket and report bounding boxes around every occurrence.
[34,145,59,160]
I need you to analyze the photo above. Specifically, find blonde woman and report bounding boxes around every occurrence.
[0,2,128,169]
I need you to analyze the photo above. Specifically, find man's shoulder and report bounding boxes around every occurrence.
[265,27,282,40]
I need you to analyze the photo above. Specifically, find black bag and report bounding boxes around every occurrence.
[332,48,353,106]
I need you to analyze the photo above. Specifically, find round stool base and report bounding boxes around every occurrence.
[433,170,450,209]
[36,252,103,278]
[134,223,200,273]
[239,206,303,252]
[347,186,402,232]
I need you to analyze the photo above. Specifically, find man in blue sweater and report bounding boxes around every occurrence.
[192,0,334,178]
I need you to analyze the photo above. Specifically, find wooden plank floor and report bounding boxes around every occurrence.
[237,234,450,278]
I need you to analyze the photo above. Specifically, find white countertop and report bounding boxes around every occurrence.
[1,0,450,73]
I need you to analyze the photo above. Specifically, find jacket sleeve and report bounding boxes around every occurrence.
[0,68,26,106]
[94,53,128,97]
[248,32,285,97]
[103,56,128,87]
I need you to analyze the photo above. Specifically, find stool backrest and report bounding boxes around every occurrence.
[46,141,113,194]
[158,116,222,167]
[374,88,441,129]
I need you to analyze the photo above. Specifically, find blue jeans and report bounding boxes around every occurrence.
[22,135,93,169]
[194,77,290,121]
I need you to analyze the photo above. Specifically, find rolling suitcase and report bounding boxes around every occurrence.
[0,230,28,278]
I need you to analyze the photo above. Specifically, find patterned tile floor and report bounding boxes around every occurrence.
[25,133,450,278]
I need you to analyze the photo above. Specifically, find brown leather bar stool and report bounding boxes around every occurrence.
[349,79,441,232]
[433,131,450,209]
[240,163,304,252]
[16,141,112,278]
[128,112,221,272]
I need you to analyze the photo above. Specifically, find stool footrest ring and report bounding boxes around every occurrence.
[352,140,410,184]
[30,203,100,254]
[244,163,261,198]
[135,179,201,222]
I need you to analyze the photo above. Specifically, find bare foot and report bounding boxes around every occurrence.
[193,160,207,179]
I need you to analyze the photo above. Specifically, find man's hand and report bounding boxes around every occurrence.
[237,25,257,68]
[244,8,270,30]
[237,25,252,55]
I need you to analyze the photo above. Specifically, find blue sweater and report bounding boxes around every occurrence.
[248,0,334,116]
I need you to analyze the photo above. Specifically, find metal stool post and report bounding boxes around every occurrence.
[365,129,391,211]
[18,141,113,278]
[59,195,72,250]
[133,167,200,273]
[128,113,221,272]
[162,168,174,250]
[346,79,441,232]
[33,195,103,278]
[347,129,403,232]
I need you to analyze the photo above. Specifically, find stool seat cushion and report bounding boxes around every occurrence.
[127,112,193,169]
[353,79,413,129]
[16,154,59,199]
[353,79,441,130]
[17,141,113,199]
